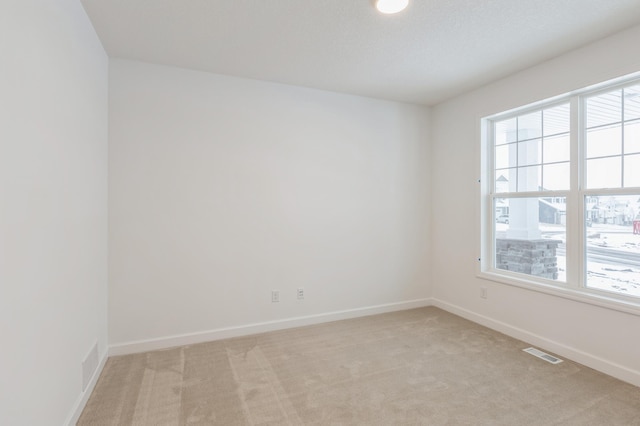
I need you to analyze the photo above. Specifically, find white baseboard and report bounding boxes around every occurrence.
[432,298,640,388]
[109,298,433,356]
[65,350,108,426]
[70,297,639,424]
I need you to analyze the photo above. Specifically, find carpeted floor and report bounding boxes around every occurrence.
[78,307,640,425]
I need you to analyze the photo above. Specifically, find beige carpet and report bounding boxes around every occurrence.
[78,307,640,425]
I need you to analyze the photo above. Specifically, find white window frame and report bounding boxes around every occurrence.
[479,72,640,316]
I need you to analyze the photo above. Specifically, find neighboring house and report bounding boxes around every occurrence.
[495,174,509,193]
[539,198,566,225]
[495,199,509,216]
[587,197,637,225]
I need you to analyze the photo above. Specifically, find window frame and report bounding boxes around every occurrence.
[479,73,640,316]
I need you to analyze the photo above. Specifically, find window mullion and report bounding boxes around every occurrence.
[565,95,582,290]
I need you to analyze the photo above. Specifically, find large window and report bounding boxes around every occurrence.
[482,76,640,306]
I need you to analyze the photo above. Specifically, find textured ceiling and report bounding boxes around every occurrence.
[81,0,640,106]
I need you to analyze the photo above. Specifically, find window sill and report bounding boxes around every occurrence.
[478,269,640,317]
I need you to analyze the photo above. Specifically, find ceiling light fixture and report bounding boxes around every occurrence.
[375,0,409,14]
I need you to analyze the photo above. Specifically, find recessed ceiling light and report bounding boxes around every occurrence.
[375,0,409,14]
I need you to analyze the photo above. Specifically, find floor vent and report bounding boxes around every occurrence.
[523,347,563,364]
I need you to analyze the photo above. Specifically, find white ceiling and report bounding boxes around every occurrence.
[81,0,640,106]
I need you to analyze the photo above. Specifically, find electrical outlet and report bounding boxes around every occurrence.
[480,287,488,299]
[297,287,304,300]
[272,290,280,303]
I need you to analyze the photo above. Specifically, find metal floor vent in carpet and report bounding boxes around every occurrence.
[523,347,563,364]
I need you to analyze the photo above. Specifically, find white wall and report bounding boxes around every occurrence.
[109,59,431,349]
[431,24,640,386]
[0,1,108,425]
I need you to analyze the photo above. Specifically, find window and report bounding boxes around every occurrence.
[482,76,640,307]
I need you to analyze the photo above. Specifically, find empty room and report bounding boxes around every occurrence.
[4,0,640,425]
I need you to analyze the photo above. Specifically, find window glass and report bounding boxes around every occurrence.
[586,90,622,128]
[494,170,513,193]
[624,154,640,187]
[587,157,621,188]
[543,134,570,163]
[495,144,514,170]
[624,85,640,121]
[625,121,640,154]
[517,165,542,192]
[494,197,566,282]
[493,104,570,193]
[518,111,542,140]
[495,117,517,145]
[543,104,570,136]
[585,194,640,297]
[543,162,570,191]
[586,125,622,158]
[518,139,542,166]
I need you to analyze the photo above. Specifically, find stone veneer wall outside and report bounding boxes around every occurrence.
[495,239,561,280]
